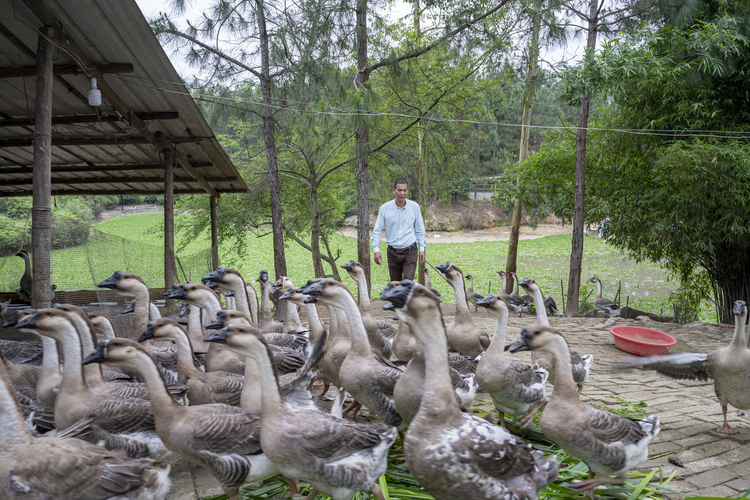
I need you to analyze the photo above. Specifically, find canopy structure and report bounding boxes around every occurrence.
[0,0,245,307]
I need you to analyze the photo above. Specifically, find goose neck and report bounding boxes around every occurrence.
[196,293,222,319]
[353,272,372,312]
[227,275,252,317]
[0,366,32,445]
[99,320,117,340]
[594,280,603,300]
[547,339,578,402]
[240,356,263,413]
[132,285,152,340]
[168,327,201,379]
[332,293,370,354]
[530,287,549,326]
[731,309,748,348]
[241,344,283,421]
[304,302,323,333]
[486,308,509,355]
[70,316,106,389]
[259,280,271,312]
[186,305,209,354]
[451,277,470,313]
[54,322,89,396]
[39,334,60,375]
[246,284,259,326]
[129,351,183,421]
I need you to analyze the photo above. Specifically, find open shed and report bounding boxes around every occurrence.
[0,0,247,308]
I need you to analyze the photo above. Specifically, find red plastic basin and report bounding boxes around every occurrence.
[609,326,676,356]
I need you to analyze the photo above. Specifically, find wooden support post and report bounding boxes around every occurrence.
[164,150,177,313]
[31,27,56,309]
[210,195,219,270]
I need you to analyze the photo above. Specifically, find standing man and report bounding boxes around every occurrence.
[371,178,426,281]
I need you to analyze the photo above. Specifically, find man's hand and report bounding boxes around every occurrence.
[419,250,425,264]
[374,252,383,265]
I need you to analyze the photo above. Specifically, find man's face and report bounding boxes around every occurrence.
[393,183,408,203]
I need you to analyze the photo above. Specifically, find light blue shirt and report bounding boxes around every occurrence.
[371,199,426,252]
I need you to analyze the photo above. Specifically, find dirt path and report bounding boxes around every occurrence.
[339,222,572,244]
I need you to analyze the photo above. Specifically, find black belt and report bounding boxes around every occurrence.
[388,243,417,254]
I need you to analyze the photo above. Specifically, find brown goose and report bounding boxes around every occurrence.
[256,270,284,333]
[588,277,622,316]
[464,274,484,312]
[341,260,397,345]
[509,325,659,496]
[203,267,257,327]
[0,354,171,500]
[83,338,286,499]
[204,324,395,500]
[140,319,243,406]
[434,262,490,358]
[16,310,170,460]
[271,277,306,333]
[381,281,558,500]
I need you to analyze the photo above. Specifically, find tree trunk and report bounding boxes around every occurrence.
[565,0,598,317]
[415,0,426,286]
[505,0,541,294]
[355,0,372,297]
[256,0,287,318]
[310,174,325,278]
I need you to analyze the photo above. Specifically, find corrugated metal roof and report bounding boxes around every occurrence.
[0,0,248,197]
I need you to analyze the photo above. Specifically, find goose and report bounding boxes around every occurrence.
[272,277,306,333]
[164,283,244,374]
[474,293,548,425]
[519,277,593,391]
[496,271,531,317]
[87,312,117,341]
[97,272,178,384]
[203,324,396,500]
[256,270,284,333]
[16,309,171,460]
[203,267,257,327]
[295,295,347,393]
[434,262,490,358]
[140,318,242,406]
[298,279,404,429]
[83,338,285,499]
[16,250,32,302]
[464,274,484,311]
[0,337,43,366]
[179,301,211,355]
[225,290,236,311]
[0,354,171,500]
[381,281,558,500]
[619,300,750,435]
[15,387,56,433]
[509,271,532,304]
[422,268,442,300]
[588,277,621,316]
[279,286,325,346]
[120,299,161,322]
[341,260,397,341]
[4,309,58,406]
[509,325,659,495]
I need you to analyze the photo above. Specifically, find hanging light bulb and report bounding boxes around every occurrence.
[88,77,101,106]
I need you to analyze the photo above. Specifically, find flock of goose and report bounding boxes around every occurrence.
[1,259,749,500]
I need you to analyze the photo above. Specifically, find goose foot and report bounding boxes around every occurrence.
[577,384,584,396]
[302,487,318,500]
[518,403,543,429]
[716,406,738,434]
[306,378,315,391]
[371,483,387,500]
[342,400,362,420]
[321,382,330,397]
[283,478,300,498]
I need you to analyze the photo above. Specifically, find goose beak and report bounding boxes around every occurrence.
[279,288,296,301]
[340,260,356,272]
[381,280,413,309]
[382,302,395,310]
[475,294,493,308]
[204,314,225,330]
[164,285,187,300]
[435,262,451,273]
[508,327,532,353]
[518,277,532,289]
[204,326,230,344]
[179,302,190,317]
[258,270,269,283]
[119,300,136,315]
[97,272,121,289]
[138,323,156,343]
[225,290,235,297]
[203,267,224,282]
[3,311,20,328]
[298,278,324,296]
[734,301,746,316]
[82,341,108,365]
[16,311,40,329]
[303,295,317,304]
[202,279,216,289]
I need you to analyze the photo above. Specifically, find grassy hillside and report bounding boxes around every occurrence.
[0,213,692,319]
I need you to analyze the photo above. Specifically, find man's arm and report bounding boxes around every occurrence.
[371,206,385,265]
[415,204,426,264]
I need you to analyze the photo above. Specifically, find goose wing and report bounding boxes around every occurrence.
[189,405,262,456]
[617,352,712,381]
[509,362,548,404]
[580,405,653,471]
[376,320,397,339]
[270,345,307,373]
[207,372,244,406]
[89,395,156,433]
[449,351,478,374]
[595,297,621,314]
[265,332,309,351]
[1,438,154,499]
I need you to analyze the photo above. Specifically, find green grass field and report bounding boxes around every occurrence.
[0,213,702,319]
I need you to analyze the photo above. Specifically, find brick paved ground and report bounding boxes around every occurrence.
[166,305,749,499]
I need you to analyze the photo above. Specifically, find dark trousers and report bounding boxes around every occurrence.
[387,245,418,282]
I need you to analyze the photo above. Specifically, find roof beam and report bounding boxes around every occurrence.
[0,136,207,148]
[20,0,219,198]
[0,112,179,128]
[0,162,212,174]
[1,176,237,187]
[0,63,134,79]
[0,188,247,197]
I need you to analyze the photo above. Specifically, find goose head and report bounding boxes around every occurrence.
[508,325,567,354]
[138,318,183,343]
[15,250,30,260]
[381,280,443,339]
[86,313,115,340]
[82,338,151,370]
[279,287,307,307]
[257,270,269,284]
[588,276,601,285]
[475,293,508,317]
[298,278,354,307]
[204,267,245,289]
[340,260,365,279]
[179,302,191,317]
[97,272,149,298]
[204,310,251,330]
[734,300,747,322]
[3,308,35,329]
[16,308,77,342]
[119,300,136,316]
[204,324,275,370]
[435,262,463,285]
[271,276,294,293]
[164,283,219,308]
[518,277,541,295]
